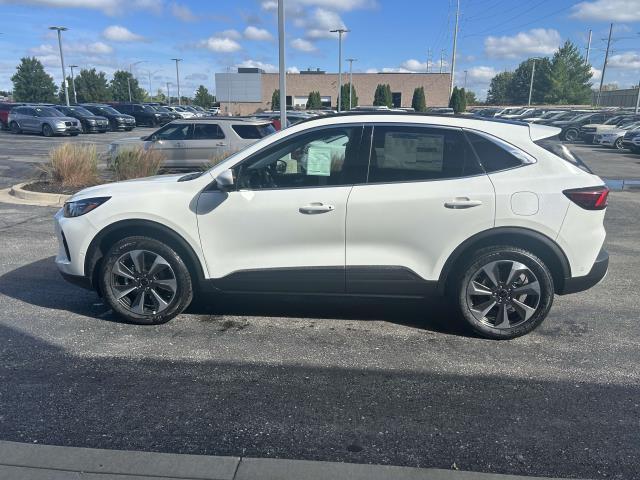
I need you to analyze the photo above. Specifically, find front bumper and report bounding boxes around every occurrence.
[558,248,609,295]
[53,124,81,135]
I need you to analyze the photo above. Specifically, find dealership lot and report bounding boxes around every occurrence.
[0,135,639,478]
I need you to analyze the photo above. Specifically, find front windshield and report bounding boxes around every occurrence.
[569,113,593,122]
[96,105,120,115]
[34,107,63,117]
[68,107,94,116]
[155,106,170,113]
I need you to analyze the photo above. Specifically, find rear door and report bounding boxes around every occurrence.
[183,123,225,164]
[345,123,495,294]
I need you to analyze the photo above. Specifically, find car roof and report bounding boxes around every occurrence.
[170,117,273,125]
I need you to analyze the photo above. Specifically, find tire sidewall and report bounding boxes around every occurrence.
[100,236,193,325]
[564,129,578,142]
[43,124,53,137]
[456,247,554,340]
[614,138,623,150]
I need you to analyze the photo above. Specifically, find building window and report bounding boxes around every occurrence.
[321,96,332,107]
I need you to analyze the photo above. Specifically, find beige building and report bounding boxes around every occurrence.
[215,68,452,116]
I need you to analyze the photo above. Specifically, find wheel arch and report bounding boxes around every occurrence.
[438,227,571,295]
[84,219,206,294]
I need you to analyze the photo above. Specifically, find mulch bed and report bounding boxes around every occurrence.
[21,181,83,195]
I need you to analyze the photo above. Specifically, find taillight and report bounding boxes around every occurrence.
[563,186,609,210]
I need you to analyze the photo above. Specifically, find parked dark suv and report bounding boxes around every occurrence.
[0,102,24,129]
[55,105,109,133]
[552,112,615,141]
[145,104,181,121]
[81,104,136,131]
[111,103,172,127]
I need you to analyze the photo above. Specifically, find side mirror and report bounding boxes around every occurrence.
[215,169,235,192]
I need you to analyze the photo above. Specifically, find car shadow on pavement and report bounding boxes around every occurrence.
[0,257,466,336]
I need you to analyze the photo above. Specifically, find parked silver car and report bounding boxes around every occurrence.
[107,118,276,168]
[8,105,81,136]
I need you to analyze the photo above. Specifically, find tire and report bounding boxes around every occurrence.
[42,123,53,137]
[9,121,21,134]
[614,138,623,150]
[80,122,87,134]
[564,129,579,142]
[453,246,554,340]
[110,121,118,132]
[100,236,193,325]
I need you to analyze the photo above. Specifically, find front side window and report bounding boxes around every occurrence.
[193,123,224,140]
[367,125,482,183]
[234,126,364,190]
[465,130,534,173]
[153,123,191,140]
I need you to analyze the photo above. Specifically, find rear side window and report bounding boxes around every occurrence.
[232,123,276,139]
[367,125,482,183]
[193,123,224,140]
[535,135,592,173]
[465,131,533,173]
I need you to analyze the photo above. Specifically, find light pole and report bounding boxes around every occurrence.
[330,28,350,112]
[171,58,182,105]
[635,80,640,114]
[278,0,286,127]
[527,58,541,106]
[346,58,356,110]
[449,0,460,99]
[128,61,145,102]
[463,70,468,90]
[69,64,78,104]
[145,70,160,99]
[166,82,171,105]
[49,26,69,106]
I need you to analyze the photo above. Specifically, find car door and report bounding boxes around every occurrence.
[182,123,225,165]
[147,123,191,166]
[22,107,38,132]
[345,123,495,294]
[196,124,367,293]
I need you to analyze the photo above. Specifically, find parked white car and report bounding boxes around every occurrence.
[55,113,609,339]
[595,122,640,149]
[165,106,196,119]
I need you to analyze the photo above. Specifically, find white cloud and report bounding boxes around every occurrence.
[381,67,412,73]
[31,41,113,56]
[485,28,561,59]
[305,8,347,39]
[103,25,145,42]
[89,42,113,54]
[261,0,375,11]
[261,0,278,11]
[291,38,317,52]
[236,60,277,72]
[466,66,498,82]
[365,68,378,73]
[0,0,162,15]
[287,66,301,73]
[244,26,273,41]
[571,0,640,22]
[171,2,197,22]
[590,66,602,81]
[220,29,242,40]
[608,52,640,69]
[200,37,242,53]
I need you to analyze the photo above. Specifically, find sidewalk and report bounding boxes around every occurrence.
[0,441,587,480]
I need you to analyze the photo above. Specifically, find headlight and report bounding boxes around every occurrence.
[63,197,110,218]
[154,113,161,117]
[116,117,125,123]
[88,119,96,124]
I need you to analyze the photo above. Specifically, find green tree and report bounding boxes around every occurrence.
[271,89,280,109]
[384,84,393,107]
[193,85,215,108]
[306,91,322,109]
[110,70,145,102]
[465,90,478,105]
[373,83,392,107]
[11,57,57,103]
[546,41,592,104]
[449,87,466,113]
[72,68,111,103]
[508,58,552,105]
[339,83,358,110]
[487,71,515,104]
[411,86,426,112]
[154,89,166,103]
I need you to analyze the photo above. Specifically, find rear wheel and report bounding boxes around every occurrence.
[42,123,53,137]
[454,246,554,339]
[100,236,193,325]
[564,128,579,142]
[9,121,21,134]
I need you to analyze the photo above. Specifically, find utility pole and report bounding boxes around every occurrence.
[440,49,445,74]
[128,61,145,102]
[166,82,170,105]
[596,23,613,107]
[49,26,69,106]
[463,70,468,89]
[527,59,537,106]
[226,66,231,115]
[427,48,432,73]
[146,70,159,99]
[635,80,640,114]
[69,64,78,104]
[449,0,460,98]
[346,58,356,110]
[330,28,350,112]
[171,58,182,105]
[278,0,287,127]
[585,29,592,65]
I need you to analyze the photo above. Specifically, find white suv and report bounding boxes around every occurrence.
[54,113,609,339]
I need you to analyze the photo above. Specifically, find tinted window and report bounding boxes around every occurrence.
[234,126,365,190]
[193,123,224,140]
[232,124,276,139]
[367,125,482,183]
[153,123,191,140]
[96,106,120,115]
[535,135,591,173]
[116,105,131,113]
[465,131,533,173]
[34,107,63,117]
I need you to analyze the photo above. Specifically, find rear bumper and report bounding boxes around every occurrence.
[558,248,609,295]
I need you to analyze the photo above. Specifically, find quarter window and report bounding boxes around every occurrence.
[367,125,482,183]
[465,130,533,173]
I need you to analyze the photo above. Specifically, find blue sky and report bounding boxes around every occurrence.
[0,0,638,100]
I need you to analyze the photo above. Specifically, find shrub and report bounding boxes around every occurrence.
[112,147,164,181]
[41,143,99,187]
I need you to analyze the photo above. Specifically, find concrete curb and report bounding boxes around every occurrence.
[0,441,590,480]
[1,182,71,207]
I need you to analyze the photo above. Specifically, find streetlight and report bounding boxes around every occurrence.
[278,0,286,128]
[346,58,357,110]
[49,26,69,106]
[166,82,171,105]
[171,58,182,105]
[128,61,146,102]
[527,57,542,106]
[145,70,160,99]
[69,65,78,104]
[463,69,468,90]
[330,28,350,112]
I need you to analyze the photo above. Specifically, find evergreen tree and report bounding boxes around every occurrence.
[110,70,145,102]
[508,58,552,105]
[384,84,393,107]
[11,57,57,103]
[546,41,592,104]
[193,85,215,108]
[411,86,426,112]
[339,83,358,110]
[373,84,386,106]
[73,68,111,103]
[271,89,280,109]
[465,90,478,105]
[458,87,468,112]
[487,71,515,104]
[306,91,322,109]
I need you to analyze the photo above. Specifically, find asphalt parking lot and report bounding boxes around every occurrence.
[0,133,639,479]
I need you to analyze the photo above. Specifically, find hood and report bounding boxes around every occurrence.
[69,173,191,202]
[52,116,80,123]
[112,136,147,146]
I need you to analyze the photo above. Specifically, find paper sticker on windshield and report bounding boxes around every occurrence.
[383,133,444,171]
[305,147,332,176]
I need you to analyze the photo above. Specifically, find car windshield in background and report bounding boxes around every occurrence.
[535,135,592,173]
[35,107,63,117]
[67,107,94,116]
[232,123,276,139]
[154,106,171,113]
[142,105,156,113]
[96,106,121,115]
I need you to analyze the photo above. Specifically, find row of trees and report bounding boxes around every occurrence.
[10,57,216,107]
[487,41,592,105]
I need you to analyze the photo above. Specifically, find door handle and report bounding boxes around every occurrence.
[215,142,227,146]
[444,197,483,209]
[299,203,335,214]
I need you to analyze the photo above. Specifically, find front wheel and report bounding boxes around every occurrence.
[614,138,624,150]
[564,129,579,142]
[42,123,54,137]
[454,246,554,339]
[100,236,193,325]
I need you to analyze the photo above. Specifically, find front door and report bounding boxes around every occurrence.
[196,124,367,293]
[147,123,191,167]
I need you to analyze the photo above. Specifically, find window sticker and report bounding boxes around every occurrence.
[305,146,332,176]
[382,132,444,171]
